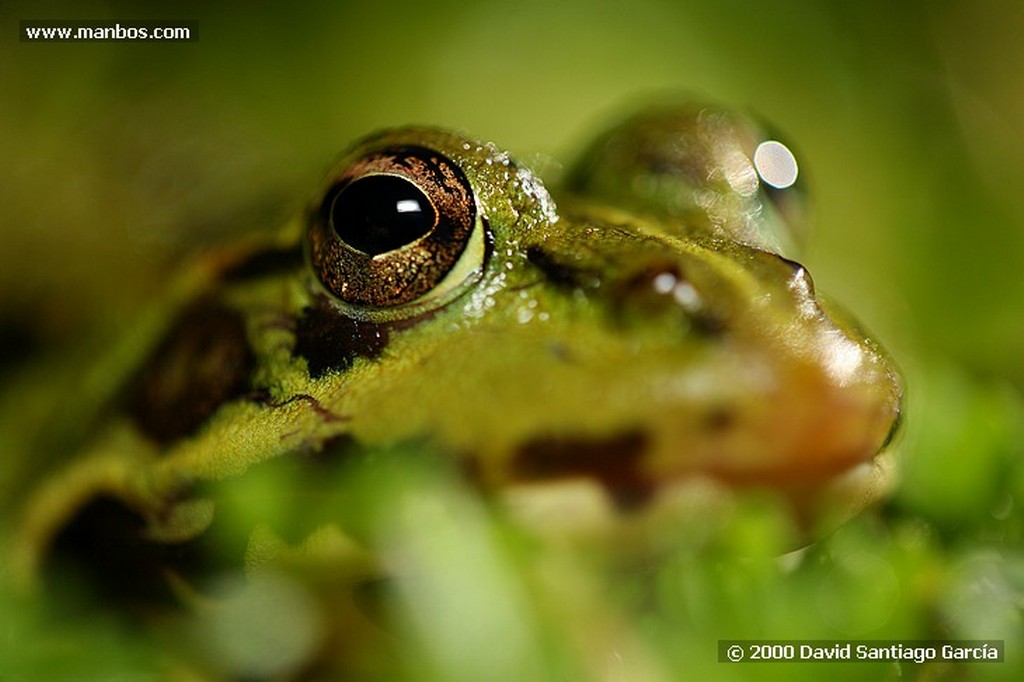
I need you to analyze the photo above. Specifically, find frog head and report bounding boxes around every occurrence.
[296,102,901,539]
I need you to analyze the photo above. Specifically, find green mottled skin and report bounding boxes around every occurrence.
[7,101,901,595]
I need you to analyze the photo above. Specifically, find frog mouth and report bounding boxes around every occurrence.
[500,447,896,546]
[505,427,896,502]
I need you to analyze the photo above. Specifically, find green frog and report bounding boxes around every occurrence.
[4,100,901,660]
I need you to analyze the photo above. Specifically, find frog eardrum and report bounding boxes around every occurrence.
[308,145,489,316]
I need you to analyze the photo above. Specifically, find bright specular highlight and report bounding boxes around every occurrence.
[753,140,799,189]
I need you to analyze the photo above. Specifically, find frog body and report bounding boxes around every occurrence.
[8,100,902,605]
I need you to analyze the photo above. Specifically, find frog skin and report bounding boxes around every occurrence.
[8,100,902,603]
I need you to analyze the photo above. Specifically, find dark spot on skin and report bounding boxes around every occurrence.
[526,246,602,290]
[293,296,389,379]
[46,497,211,614]
[129,298,254,444]
[703,406,736,432]
[546,341,575,363]
[219,245,304,282]
[513,430,653,511]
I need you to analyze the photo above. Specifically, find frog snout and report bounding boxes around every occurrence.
[605,250,902,483]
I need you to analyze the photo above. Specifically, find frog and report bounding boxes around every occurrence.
[3,99,901,672]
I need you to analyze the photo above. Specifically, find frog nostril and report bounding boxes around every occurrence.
[774,254,816,294]
[614,261,695,310]
[612,261,726,336]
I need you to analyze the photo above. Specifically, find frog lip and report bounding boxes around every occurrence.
[499,423,898,523]
[697,442,895,488]
[499,451,895,546]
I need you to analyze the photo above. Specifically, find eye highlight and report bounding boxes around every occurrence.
[308,146,486,315]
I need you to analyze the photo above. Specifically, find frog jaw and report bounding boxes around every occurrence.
[488,363,900,546]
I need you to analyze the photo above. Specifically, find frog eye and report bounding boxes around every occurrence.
[308,146,486,316]
[567,102,809,257]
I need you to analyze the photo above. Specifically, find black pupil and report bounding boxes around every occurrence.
[329,175,436,256]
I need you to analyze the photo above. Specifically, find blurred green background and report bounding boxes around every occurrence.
[2,0,1023,680]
